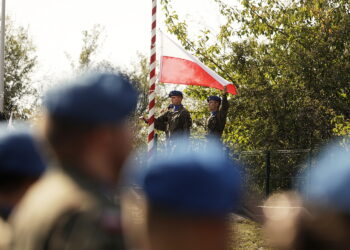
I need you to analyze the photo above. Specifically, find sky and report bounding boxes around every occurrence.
[7,0,233,84]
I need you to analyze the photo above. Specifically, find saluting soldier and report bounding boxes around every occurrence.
[0,124,46,250]
[206,86,229,138]
[142,90,192,139]
[10,73,138,250]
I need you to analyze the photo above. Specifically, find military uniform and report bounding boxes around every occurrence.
[9,73,137,250]
[10,167,124,250]
[155,105,192,139]
[206,94,229,138]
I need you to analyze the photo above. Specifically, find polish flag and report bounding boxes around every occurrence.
[159,31,237,95]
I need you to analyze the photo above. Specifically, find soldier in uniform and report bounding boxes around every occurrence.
[127,138,242,250]
[142,90,192,139]
[10,73,138,250]
[0,124,46,250]
[206,86,229,138]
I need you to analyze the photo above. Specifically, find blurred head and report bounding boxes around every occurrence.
[43,73,138,184]
[0,124,46,217]
[169,90,183,106]
[263,142,350,250]
[207,96,221,112]
[133,138,242,250]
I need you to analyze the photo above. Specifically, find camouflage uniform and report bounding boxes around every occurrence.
[155,105,192,139]
[10,167,125,250]
[206,94,229,138]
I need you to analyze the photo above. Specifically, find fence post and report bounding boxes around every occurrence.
[265,151,271,198]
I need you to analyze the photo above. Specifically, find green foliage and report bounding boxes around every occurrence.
[161,0,350,152]
[78,25,103,70]
[4,18,37,119]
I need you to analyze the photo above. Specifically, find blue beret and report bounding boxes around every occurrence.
[301,142,350,212]
[0,124,46,177]
[137,138,242,216]
[169,90,183,98]
[207,96,221,103]
[44,73,138,125]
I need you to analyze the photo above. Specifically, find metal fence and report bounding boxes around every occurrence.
[235,149,315,198]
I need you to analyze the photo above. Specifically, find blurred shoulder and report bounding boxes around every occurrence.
[0,217,11,250]
[10,168,98,250]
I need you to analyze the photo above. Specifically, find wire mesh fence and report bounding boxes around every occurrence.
[235,149,316,197]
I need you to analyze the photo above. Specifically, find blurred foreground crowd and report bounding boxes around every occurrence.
[1,72,350,250]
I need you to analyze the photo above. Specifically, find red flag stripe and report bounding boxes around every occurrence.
[160,56,237,95]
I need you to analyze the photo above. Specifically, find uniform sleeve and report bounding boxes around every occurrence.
[154,112,168,131]
[44,210,126,250]
[219,94,229,122]
[181,110,192,134]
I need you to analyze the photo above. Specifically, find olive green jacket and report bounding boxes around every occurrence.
[10,167,125,250]
[206,94,229,138]
[155,105,192,139]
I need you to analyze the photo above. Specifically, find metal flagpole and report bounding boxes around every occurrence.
[148,0,157,158]
[0,0,5,114]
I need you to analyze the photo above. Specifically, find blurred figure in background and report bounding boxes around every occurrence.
[0,124,46,250]
[122,138,242,250]
[10,73,138,250]
[206,86,229,139]
[263,142,350,250]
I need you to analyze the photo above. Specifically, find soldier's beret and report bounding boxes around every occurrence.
[168,90,183,98]
[44,73,138,125]
[207,96,222,103]
[137,138,242,216]
[301,142,350,212]
[0,124,46,177]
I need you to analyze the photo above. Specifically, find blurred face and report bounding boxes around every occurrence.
[148,216,231,250]
[208,100,220,112]
[171,96,183,106]
[109,122,134,170]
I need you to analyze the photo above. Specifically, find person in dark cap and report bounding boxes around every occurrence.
[0,124,46,250]
[10,73,138,250]
[122,138,242,250]
[142,90,192,139]
[263,142,350,250]
[206,86,229,138]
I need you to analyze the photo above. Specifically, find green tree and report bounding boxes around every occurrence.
[4,18,37,119]
[160,0,350,192]
[161,0,350,151]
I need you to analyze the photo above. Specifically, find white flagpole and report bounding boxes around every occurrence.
[0,0,5,114]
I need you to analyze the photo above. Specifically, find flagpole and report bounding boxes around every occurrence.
[0,0,5,114]
[148,0,157,158]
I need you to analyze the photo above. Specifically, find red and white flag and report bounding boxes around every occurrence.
[159,31,237,95]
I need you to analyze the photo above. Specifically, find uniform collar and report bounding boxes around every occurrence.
[211,111,218,116]
[173,104,183,111]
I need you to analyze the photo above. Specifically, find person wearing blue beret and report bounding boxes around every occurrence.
[141,90,192,140]
[263,142,350,250]
[0,124,46,250]
[11,73,138,250]
[206,86,230,139]
[123,138,242,250]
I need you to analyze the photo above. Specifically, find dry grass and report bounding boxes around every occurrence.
[231,218,271,250]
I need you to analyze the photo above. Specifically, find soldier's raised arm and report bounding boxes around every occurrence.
[220,86,229,114]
